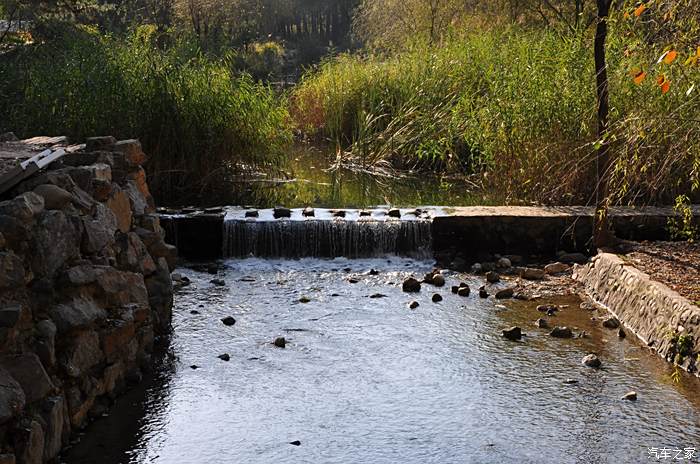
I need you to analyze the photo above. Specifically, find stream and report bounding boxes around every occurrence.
[64,257,700,464]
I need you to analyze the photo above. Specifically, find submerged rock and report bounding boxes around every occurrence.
[622,391,637,401]
[402,277,421,293]
[537,304,558,313]
[274,336,286,348]
[486,271,500,283]
[211,278,225,286]
[602,316,620,329]
[549,327,573,338]
[432,293,443,303]
[221,316,236,326]
[502,326,522,341]
[369,293,387,299]
[582,354,601,368]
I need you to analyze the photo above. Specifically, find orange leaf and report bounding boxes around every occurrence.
[663,50,677,64]
[634,3,647,17]
[633,70,647,85]
[661,80,671,94]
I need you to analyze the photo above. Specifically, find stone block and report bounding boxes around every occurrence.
[0,354,53,403]
[0,366,25,424]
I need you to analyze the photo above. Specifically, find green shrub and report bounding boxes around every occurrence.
[0,25,292,203]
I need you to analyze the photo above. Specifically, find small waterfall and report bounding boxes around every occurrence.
[223,214,433,259]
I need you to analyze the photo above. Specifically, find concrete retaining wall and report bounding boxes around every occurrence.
[0,136,175,463]
[574,253,700,376]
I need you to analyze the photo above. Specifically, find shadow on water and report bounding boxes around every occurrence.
[62,340,177,464]
[225,144,497,208]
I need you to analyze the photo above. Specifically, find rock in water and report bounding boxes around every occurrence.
[622,391,637,401]
[486,271,500,283]
[535,318,548,329]
[495,287,514,299]
[273,207,291,218]
[431,274,446,287]
[549,327,573,338]
[457,286,470,297]
[618,327,626,339]
[388,208,401,218]
[369,293,387,299]
[451,286,459,294]
[502,327,522,341]
[496,257,511,269]
[479,287,489,298]
[274,336,286,348]
[289,440,301,446]
[402,277,421,293]
[408,301,419,309]
[244,210,259,218]
[602,316,620,329]
[218,354,231,362]
[302,207,315,217]
[211,279,226,286]
[221,316,236,326]
[582,354,601,368]
[432,293,443,303]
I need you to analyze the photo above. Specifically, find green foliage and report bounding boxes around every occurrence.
[0,26,291,203]
[668,195,698,242]
[293,20,700,204]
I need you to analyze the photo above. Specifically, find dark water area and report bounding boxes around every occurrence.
[64,258,700,464]
[224,145,492,209]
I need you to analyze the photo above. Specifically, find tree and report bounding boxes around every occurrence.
[592,0,614,249]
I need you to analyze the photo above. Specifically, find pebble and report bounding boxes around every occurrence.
[622,391,637,401]
[486,271,500,283]
[274,336,286,348]
[479,287,489,298]
[535,318,548,329]
[289,440,301,446]
[409,301,419,309]
[432,293,443,303]
[502,326,522,341]
[299,296,311,303]
[582,354,601,368]
[221,316,237,326]
[618,327,626,338]
[495,287,514,299]
[549,326,573,338]
[218,354,231,362]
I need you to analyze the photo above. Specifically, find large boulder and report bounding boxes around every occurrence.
[59,331,103,378]
[0,192,44,223]
[0,252,25,289]
[82,203,118,255]
[113,139,147,167]
[0,366,25,424]
[115,232,157,276]
[63,265,150,310]
[30,210,81,278]
[85,136,117,152]
[106,188,132,234]
[34,320,57,370]
[0,354,53,403]
[32,184,73,210]
[15,420,44,464]
[49,298,107,333]
[145,258,173,333]
[40,396,66,461]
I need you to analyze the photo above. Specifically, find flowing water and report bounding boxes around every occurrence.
[65,257,700,464]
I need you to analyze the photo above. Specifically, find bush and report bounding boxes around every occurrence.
[0,26,292,204]
[292,24,700,205]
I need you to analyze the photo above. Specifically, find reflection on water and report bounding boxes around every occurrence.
[228,145,495,208]
[65,258,700,464]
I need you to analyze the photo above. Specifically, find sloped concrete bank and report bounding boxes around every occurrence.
[574,253,700,376]
[0,136,175,463]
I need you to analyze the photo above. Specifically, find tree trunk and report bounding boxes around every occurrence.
[593,0,614,250]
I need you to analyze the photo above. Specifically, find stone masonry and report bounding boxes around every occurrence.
[0,136,175,463]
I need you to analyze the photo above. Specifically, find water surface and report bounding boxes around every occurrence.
[65,258,700,464]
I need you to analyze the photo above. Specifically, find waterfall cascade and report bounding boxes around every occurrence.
[222,208,435,259]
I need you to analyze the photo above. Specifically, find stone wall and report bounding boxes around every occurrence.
[0,137,175,463]
[574,253,700,376]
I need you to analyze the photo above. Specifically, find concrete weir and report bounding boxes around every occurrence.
[160,205,700,261]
